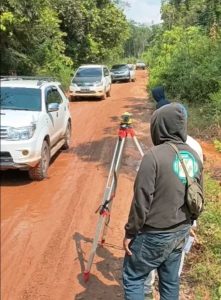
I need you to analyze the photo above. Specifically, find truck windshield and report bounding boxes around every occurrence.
[0,87,41,111]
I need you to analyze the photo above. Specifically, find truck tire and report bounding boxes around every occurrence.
[28,140,50,181]
[62,121,72,150]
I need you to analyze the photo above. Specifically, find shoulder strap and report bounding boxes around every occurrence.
[166,142,191,183]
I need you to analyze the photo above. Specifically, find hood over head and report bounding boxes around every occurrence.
[151,103,187,145]
[152,86,170,109]
[151,86,166,103]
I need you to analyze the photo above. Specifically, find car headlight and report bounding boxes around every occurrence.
[7,124,36,141]
[70,84,78,90]
[95,81,103,87]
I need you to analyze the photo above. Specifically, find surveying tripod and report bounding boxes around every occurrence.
[83,112,144,282]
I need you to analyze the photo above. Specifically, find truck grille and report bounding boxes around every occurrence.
[0,127,8,139]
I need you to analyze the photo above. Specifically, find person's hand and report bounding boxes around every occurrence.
[123,237,133,256]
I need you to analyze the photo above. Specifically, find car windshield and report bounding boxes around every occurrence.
[75,68,102,78]
[111,65,129,71]
[0,87,41,111]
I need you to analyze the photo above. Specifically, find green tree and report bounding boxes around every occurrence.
[148,26,221,102]
[54,0,130,66]
[161,0,221,33]
[0,0,72,75]
[124,22,152,59]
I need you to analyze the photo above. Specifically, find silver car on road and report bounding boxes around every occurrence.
[110,64,134,83]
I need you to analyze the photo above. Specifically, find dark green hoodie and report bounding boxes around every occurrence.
[125,103,203,238]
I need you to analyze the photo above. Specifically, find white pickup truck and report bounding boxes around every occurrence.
[0,77,72,180]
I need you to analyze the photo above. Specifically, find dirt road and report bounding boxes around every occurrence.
[1,71,154,300]
[2,70,220,300]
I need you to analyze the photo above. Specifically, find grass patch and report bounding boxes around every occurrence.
[186,103,221,140]
[185,174,221,299]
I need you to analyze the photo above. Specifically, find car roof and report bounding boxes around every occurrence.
[111,64,128,67]
[0,79,60,89]
[78,64,105,69]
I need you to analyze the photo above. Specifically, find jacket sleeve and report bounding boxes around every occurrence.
[125,151,156,238]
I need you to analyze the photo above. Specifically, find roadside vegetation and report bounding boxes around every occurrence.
[186,174,221,300]
[142,1,221,140]
[1,0,221,298]
[141,2,221,298]
[139,2,221,298]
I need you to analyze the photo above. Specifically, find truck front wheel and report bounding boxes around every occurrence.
[28,140,50,181]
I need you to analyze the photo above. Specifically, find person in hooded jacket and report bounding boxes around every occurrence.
[151,86,170,109]
[143,89,203,300]
[151,86,203,162]
[122,103,203,300]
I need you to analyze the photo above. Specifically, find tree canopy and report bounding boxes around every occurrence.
[142,0,221,128]
[0,0,130,79]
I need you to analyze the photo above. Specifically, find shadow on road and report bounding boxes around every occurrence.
[71,134,146,180]
[71,97,153,167]
[0,169,32,186]
[75,274,123,300]
[71,136,116,165]
[73,232,124,300]
[0,150,63,186]
[70,96,104,102]
[122,96,154,123]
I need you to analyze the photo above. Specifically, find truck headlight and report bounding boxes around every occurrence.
[7,125,36,141]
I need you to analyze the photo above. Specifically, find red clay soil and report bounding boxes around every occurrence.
[1,71,220,300]
[200,141,221,182]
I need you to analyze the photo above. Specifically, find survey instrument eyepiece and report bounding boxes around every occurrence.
[120,112,132,126]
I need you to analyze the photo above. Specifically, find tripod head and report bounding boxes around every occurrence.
[120,112,133,128]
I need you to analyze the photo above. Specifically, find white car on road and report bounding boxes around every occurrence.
[136,62,146,70]
[110,64,132,83]
[0,77,72,180]
[69,64,111,100]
